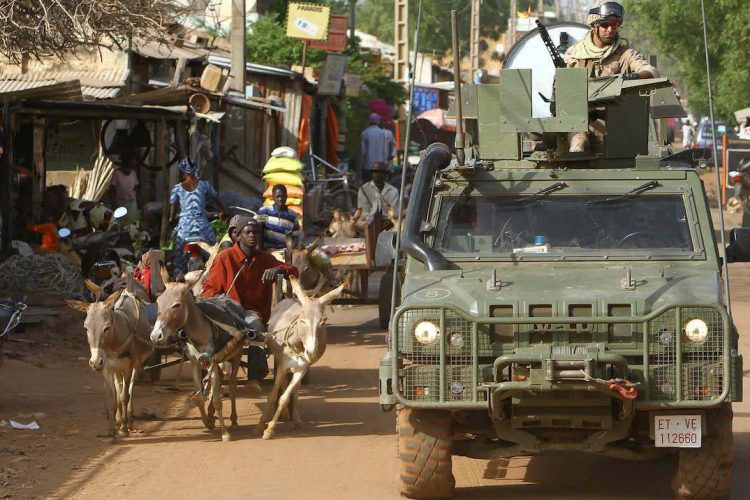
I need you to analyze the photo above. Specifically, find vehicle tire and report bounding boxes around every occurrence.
[398,408,455,499]
[379,270,398,330]
[672,403,733,499]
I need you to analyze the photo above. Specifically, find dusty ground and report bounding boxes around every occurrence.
[1,194,750,499]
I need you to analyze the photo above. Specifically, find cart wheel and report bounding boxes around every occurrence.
[147,351,162,382]
[379,269,399,330]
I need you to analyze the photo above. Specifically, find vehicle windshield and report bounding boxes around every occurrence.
[433,194,694,257]
[701,123,736,140]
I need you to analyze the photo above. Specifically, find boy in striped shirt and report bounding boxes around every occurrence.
[259,184,300,250]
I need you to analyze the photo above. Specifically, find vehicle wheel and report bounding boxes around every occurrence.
[398,408,455,499]
[379,270,399,330]
[672,403,733,499]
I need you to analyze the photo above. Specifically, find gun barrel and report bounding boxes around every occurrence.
[535,20,566,69]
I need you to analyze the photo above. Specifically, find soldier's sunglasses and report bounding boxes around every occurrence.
[598,20,621,30]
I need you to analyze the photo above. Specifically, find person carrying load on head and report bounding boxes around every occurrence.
[563,1,659,152]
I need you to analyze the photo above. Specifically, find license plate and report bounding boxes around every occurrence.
[654,415,702,448]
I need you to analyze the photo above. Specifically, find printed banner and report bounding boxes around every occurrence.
[286,3,331,41]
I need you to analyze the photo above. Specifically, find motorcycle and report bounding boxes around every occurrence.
[0,299,27,369]
[58,206,141,283]
[727,158,750,215]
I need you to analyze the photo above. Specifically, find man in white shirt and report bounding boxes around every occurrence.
[357,161,401,227]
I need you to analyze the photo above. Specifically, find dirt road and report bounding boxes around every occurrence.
[2,262,750,499]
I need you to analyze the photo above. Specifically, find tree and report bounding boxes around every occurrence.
[623,0,750,120]
[357,0,514,58]
[246,14,305,68]
[0,0,180,63]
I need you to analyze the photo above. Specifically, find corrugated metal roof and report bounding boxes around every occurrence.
[207,55,299,79]
[0,79,56,93]
[0,68,128,88]
[82,87,122,100]
[131,39,209,60]
[0,80,121,100]
[0,80,83,101]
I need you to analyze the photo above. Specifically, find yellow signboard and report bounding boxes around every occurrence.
[286,3,331,41]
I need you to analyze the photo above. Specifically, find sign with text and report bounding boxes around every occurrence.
[286,2,331,41]
[318,54,348,95]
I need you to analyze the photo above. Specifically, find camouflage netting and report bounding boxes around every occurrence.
[0,254,89,299]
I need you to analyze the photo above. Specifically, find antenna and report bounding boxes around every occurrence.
[700,0,731,313]
[451,10,466,167]
[389,0,425,329]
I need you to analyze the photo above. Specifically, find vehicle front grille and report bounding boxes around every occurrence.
[648,307,724,401]
[398,308,486,402]
[395,305,727,404]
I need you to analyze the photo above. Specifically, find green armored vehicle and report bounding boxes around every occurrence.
[379,57,747,498]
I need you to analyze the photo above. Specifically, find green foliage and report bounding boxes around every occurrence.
[624,0,750,120]
[246,14,304,67]
[246,14,407,107]
[357,0,513,57]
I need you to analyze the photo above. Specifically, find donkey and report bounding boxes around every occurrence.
[149,282,243,442]
[328,208,362,238]
[284,236,332,298]
[68,290,153,441]
[255,276,345,439]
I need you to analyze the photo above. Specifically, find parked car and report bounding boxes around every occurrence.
[692,120,738,164]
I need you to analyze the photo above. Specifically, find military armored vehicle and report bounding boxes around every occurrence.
[379,23,745,500]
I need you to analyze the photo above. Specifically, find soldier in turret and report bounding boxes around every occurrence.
[564,1,658,80]
[564,1,659,152]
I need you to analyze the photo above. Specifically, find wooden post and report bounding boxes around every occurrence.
[394,0,409,83]
[469,0,480,83]
[158,119,170,248]
[509,0,517,46]
[230,0,246,93]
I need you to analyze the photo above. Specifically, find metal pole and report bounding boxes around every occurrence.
[349,0,356,45]
[389,0,424,332]
[0,101,11,259]
[700,0,731,313]
[451,10,465,167]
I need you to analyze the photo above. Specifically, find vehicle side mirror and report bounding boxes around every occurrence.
[725,228,750,263]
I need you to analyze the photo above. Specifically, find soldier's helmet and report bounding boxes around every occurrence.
[587,1,624,26]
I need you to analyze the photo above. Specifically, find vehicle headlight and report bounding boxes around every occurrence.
[414,321,440,345]
[683,318,709,344]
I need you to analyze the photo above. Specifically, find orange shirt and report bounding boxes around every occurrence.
[30,223,59,251]
[201,243,298,323]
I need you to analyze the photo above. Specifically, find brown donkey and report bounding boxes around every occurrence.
[150,283,243,442]
[255,276,345,439]
[68,290,153,441]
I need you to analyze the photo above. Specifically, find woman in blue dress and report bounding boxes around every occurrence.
[169,158,227,275]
